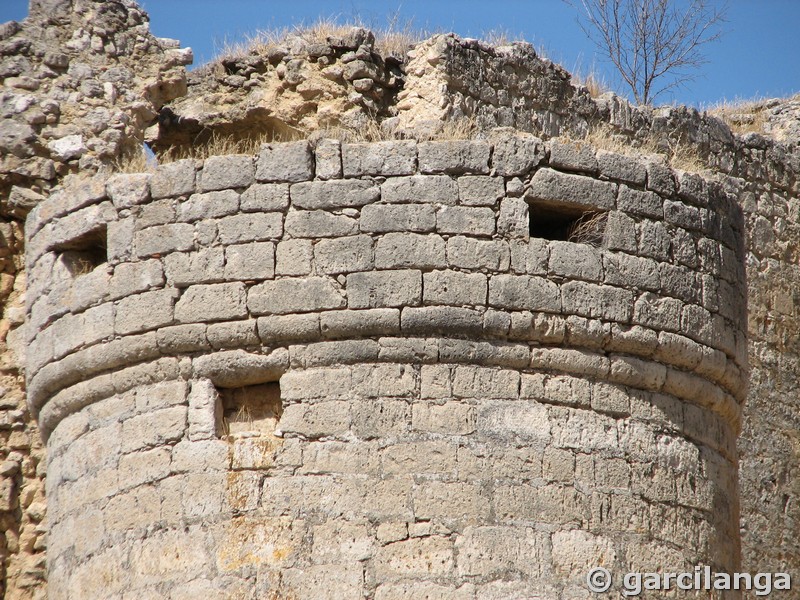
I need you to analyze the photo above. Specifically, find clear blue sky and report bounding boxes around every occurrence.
[2,1,799,107]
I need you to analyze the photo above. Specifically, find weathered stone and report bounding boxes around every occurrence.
[256,141,313,182]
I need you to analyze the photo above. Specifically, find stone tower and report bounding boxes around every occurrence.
[25,135,747,598]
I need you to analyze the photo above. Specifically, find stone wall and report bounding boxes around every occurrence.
[25,136,746,598]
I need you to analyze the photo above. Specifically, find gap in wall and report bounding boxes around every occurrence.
[217,381,283,438]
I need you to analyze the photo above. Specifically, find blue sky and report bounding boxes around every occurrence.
[2,1,799,108]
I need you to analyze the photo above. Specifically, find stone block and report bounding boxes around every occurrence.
[224,242,275,280]
[276,239,313,275]
[119,446,172,488]
[258,313,320,343]
[491,135,545,176]
[596,150,647,185]
[192,348,288,387]
[602,252,660,291]
[342,140,416,176]
[488,274,561,312]
[174,282,248,323]
[320,308,400,338]
[291,179,379,209]
[110,259,164,299]
[347,270,421,308]
[496,198,529,238]
[156,324,209,353]
[413,481,490,521]
[548,241,603,281]
[121,406,187,452]
[603,211,638,253]
[206,320,260,349]
[314,138,342,179]
[177,189,239,222]
[256,141,313,182]
[401,307,483,336]
[418,140,491,174]
[436,206,495,236]
[106,173,151,209]
[134,223,194,257]
[423,270,487,306]
[526,168,616,210]
[249,277,345,314]
[664,199,703,232]
[360,204,435,233]
[645,159,676,196]
[638,219,672,261]
[198,155,254,191]
[279,401,351,438]
[115,289,176,335]
[136,199,177,230]
[561,281,633,322]
[447,236,510,271]
[458,175,504,206]
[375,232,446,269]
[452,366,519,399]
[240,183,290,212]
[150,159,196,199]
[187,379,221,441]
[617,185,663,218]
[285,210,358,237]
[382,175,458,204]
[164,248,225,286]
[217,212,283,243]
[412,401,474,435]
[315,235,374,274]
[632,293,683,331]
[549,140,598,173]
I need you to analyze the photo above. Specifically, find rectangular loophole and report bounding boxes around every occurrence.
[529,204,607,246]
[55,226,108,276]
[219,382,282,438]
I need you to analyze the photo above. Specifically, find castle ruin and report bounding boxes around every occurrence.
[1,1,799,598]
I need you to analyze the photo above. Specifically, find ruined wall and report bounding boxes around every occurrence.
[24,136,746,598]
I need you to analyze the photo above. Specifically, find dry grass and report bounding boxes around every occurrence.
[573,70,610,99]
[212,15,430,65]
[707,98,769,135]
[582,124,705,173]
[315,116,477,144]
[568,212,607,247]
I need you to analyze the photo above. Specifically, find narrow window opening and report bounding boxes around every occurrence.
[529,203,607,246]
[218,381,283,438]
[55,226,108,276]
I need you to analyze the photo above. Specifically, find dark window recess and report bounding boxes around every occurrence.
[56,226,108,276]
[529,204,607,246]
[219,382,283,437]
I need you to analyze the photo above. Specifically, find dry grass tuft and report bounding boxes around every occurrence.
[568,212,607,247]
[582,124,705,173]
[707,98,769,135]
[573,70,610,99]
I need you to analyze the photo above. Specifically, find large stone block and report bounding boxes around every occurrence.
[198,155,254,191]
[342,140,416,177]
[347,270,422,308]
[256,141,313,182]
[381,175,457,204]
[418,140,491,174]
[526,168,616,210]
[489,274,561,313]
[316,235,374,274]
[291,179,379,210]
[360,204,435,233]
[174,282,248,323]
[249,277,345,314]
[375,232,446,269]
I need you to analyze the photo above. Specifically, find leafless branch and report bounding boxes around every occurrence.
[566,0,727,104]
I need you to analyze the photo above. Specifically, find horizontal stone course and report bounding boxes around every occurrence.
[30,141,748,591]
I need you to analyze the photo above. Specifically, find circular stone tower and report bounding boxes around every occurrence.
[25,136,746,598]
